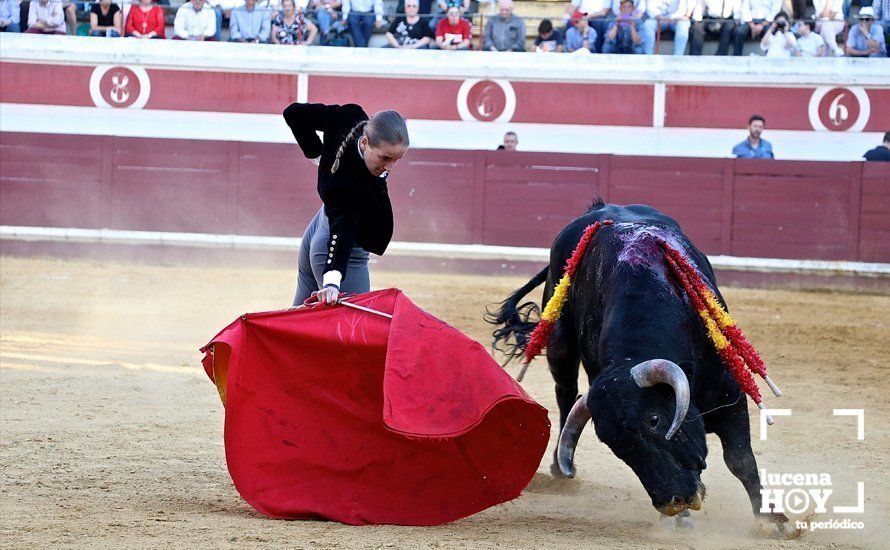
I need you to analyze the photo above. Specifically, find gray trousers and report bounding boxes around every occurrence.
[293,206,371,306]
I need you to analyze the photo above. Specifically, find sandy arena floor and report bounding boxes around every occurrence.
[1,256,888,549]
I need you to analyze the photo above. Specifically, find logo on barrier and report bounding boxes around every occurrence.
[89,65,151,109]
[808,87,869,132]
[456,79,516,123]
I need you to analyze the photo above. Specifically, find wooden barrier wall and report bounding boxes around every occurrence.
[1,132,888,262]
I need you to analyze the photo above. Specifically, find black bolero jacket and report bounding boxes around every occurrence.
[283,102,394,281]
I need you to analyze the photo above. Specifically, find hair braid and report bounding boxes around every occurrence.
[330,120,368,174]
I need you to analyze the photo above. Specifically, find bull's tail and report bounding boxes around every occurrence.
[485,266,549,366]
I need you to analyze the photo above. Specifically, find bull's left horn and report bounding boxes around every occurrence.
[630,360,691,441]
[556,392,592,478]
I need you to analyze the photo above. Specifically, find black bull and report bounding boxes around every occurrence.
[489,201,788,527]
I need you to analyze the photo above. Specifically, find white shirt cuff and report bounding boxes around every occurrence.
[322,270,342,288]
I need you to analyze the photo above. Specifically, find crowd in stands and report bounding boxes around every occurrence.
[0,0,886,56]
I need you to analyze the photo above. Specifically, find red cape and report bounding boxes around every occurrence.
[201,288,550,525]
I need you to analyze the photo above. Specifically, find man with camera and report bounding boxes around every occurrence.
[760,11,796,56]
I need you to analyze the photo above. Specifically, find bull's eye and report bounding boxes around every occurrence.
[648,415,660,428]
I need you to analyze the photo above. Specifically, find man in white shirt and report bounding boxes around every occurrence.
[690,0,741,55]
[174,0,219,40]
[734,0,781,54]
[812,0,844,56]
[642,0,693,54]
[563,0,614,52]
[794,18,825,56]
[759,11,796,56]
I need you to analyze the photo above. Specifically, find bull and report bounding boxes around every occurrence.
[489,200,788,530]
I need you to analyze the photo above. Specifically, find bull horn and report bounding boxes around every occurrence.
[630,360,690,441]
[556,392,592,478]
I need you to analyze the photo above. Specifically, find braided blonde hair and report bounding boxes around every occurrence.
[330,110,409,175]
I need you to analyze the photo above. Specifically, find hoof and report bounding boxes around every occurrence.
[676,510,694,530]
[550,461,569,478]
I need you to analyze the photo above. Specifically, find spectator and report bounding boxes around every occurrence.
[430,0,469,33]
[643,0,694,55]
[846,7,887,57]
[863,131,890,161]
[26,0,65,34]
[208,0,243,41]
[385,0,433,48]
[272,0,318,43]
[64,2,82,36]
[342,0,385,47]
[564,10,597,52]
[435,5,470,49]
[484,0,525,51]
[734,0,782,55]
[604,0,644,53]
[309,0,342,36]
[813,0,844,56]
[794,18,825,56]
[760,11,796,56]
[126,0,166,38]
[89,0,122,37]
[874,0,890,57]
[0,0,21,32]
[230,0,271,41]
[499,131,518,150]
[563,0,612,53]
[173,0,217,40]
[732,114,774,159]
[535,19,564,51]
[691,0,741,55]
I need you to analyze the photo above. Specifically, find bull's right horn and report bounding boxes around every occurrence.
[556,392,592,478]
[630,359,691,441]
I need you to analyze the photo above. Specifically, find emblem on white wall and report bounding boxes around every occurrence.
[90,65,151,109]
[456,79,516,122]
[808,87,870,132]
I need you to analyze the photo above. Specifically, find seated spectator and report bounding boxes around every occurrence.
[604,0,644,53]
[794,19,825,56]
[760,11,796,56]
[564,10,596,53]
[230,0,271,42]
[272,0,318,43]
[863,131,890,161]
[309,0,342,36]
[484,0,525,52]
[64,2,82,36]
[435,5,470,49]
[563,0,611,53]
[734,0,782,55]
[498,131,518,150]
[89,0,122,37]
[813,0,844,56]
[430,0,469,33]
[126,0,166,38]
[385,0,433,48]
[690,0,741,56]
[846,7,887,57]
[173,0,218,40]
[875,0,890,57]
[342,0,385,48]
[643,0,694,55]
[26,0,66,34]
[732,114,774,159]
[0,0,21,32]
[209,0,243,41]
[534,19,563,52]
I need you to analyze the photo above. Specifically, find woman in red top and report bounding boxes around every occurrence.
[126,0,166,38]
[435,6,471,49]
